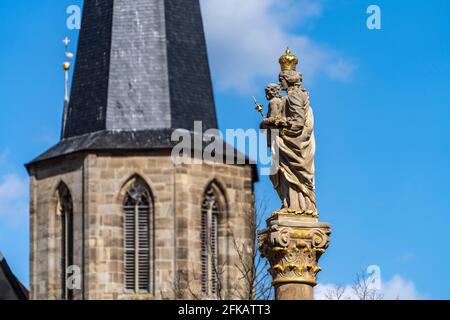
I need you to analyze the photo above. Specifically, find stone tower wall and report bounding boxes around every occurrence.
[29,152,254,300]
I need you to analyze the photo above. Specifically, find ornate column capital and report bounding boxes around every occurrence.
[258,214,331,287]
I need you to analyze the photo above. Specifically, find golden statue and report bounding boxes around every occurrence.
[258,49,331,301]
[261,49,317,216]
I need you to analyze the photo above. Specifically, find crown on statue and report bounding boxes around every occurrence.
[279,48,299,71]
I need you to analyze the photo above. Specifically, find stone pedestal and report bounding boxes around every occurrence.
[258,212,331,300]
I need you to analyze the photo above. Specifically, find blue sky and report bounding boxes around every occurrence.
[0,0,449,299]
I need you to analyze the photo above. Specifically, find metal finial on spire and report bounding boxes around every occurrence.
[62,37,73,72]
[64,37,74,59]
[61,37,74,139]
[62,37,73,99]
[63,37,70,47]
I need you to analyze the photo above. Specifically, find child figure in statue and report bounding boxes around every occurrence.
[265,83,283,121]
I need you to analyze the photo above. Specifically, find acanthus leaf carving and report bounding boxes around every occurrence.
[258,220,331,286]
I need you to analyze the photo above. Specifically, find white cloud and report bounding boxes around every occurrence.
[381,275,425,300]
[200,0,356,93]
[0,174,28,226]
[315,274,426,300]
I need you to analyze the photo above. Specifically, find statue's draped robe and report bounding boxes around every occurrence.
[271,87,316,210]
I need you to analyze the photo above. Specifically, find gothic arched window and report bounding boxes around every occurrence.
[123,180,153,294]
[57,183,74,300]
[201,183,225,297]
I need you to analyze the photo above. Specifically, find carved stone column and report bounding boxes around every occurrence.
[259,212,331,300]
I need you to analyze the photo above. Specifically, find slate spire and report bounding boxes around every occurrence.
[29,0,219,163]
[64,0,217,138]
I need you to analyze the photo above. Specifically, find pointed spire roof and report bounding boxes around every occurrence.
[30,0,218,163]
[0,252,29,300]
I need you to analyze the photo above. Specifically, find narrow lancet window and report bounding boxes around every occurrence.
[201,184,224,297]
[57,183,74,300]
[123,180,153,293]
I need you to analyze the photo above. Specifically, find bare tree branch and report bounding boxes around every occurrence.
[168,197,273,300]
[324,285,346,300]
[351,271,384,300]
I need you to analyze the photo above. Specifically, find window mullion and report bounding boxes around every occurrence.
[134,203,139,293]
[65,211,69,299]
[207,202,214,296]
[61,210,66,300]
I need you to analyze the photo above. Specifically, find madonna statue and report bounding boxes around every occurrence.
[261,49,317,216]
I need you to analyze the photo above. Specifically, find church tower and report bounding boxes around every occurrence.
[26,0,256,300]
